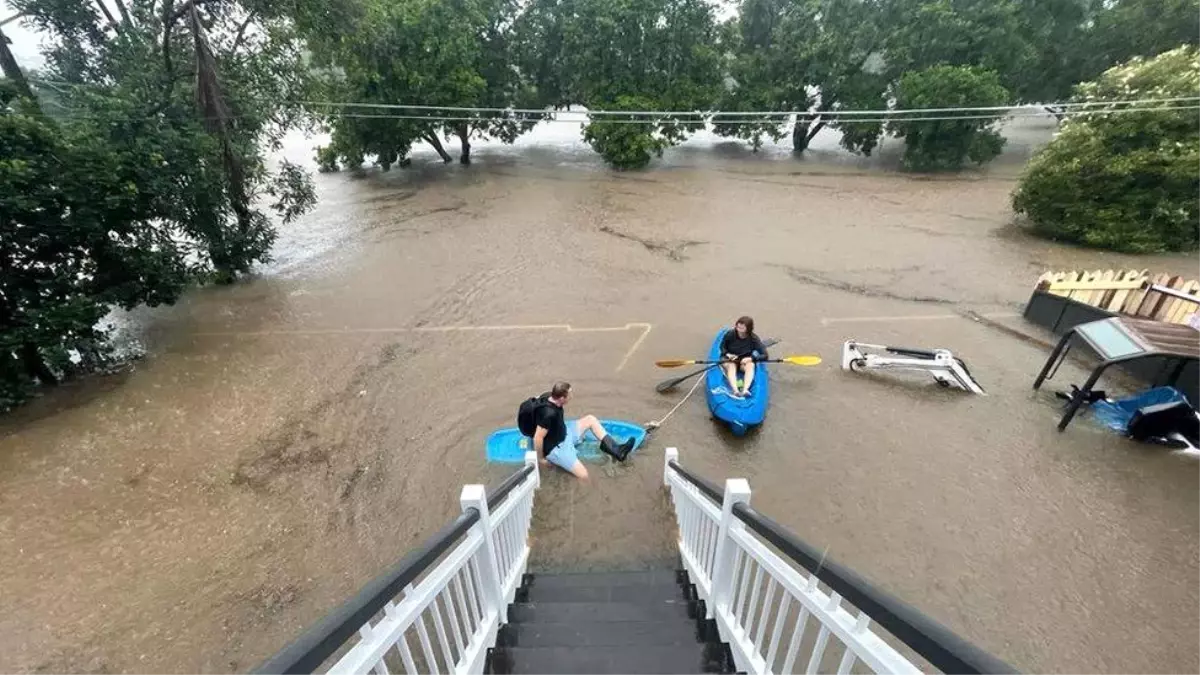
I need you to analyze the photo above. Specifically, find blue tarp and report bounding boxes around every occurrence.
[1090,386,1193,434]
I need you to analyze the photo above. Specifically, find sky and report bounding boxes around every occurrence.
[2,1,45,69]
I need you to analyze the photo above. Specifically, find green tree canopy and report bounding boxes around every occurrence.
[887,65,1009,171]
[1,0,316,408]
[518,0,722,168]
[12,0,317,278]
[1084,0,1200,82]
[713,0,889,153]
[303,0,543,169]
[711,0,1028,158]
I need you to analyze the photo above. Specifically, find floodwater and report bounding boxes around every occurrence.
[1,115,1197,674]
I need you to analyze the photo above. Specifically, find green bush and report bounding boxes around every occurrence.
[315,144,340,172]
[1013,46,1200,253]
[582,97,672,170]
[888,65,1010,171]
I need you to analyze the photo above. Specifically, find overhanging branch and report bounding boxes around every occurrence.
[168,0,220,25]
[113,0,132,25]
[229,11,256,54]
[92,0,118,31]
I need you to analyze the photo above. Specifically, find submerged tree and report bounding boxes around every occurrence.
[713,0,889,154]
[303,0,544,169]
[711,0,1112,162]
[1,0,316,408]
[12,0,316,280]
[518,0,722,169]
[887,65,1009,171]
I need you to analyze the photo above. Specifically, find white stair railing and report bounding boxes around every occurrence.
[257,452,539,675]
[663,448,1015,675]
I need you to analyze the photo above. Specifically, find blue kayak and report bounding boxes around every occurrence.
[705,328,770,436]
[485,419,647,463]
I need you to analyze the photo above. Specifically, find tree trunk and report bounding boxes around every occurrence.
[791,119,812,152]
[792,117,827,152]
[20,342,57,386]
[806,120,826,144]
[0,25,35,102]
[456,123,471,165]
[425,132,453,163]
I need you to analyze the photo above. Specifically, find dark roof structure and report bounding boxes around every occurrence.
[1033,317,1199,430]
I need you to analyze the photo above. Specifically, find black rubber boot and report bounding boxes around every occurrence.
[600,434,634,462]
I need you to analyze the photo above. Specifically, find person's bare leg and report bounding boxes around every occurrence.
[722,362,739,393]
[740,356,755,395]
[576,414,608,442]
[569,460,589,481]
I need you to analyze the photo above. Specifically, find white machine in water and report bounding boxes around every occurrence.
[841,341,986,394]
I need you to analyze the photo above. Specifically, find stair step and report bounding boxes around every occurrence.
[526,581,684,603]
[526,570,679,589]
[488,644,728,674]
[509,600,688,623]
[498,620,699,647]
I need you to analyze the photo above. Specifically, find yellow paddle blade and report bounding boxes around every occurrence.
[655,359,699,368]
[781,355,822,366]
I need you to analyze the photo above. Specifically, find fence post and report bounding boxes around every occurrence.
[664,447,679,486]
[709,478,751,619]
[460,484,507,624]
[525,450,539,488]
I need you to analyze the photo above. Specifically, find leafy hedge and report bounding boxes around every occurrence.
[1013,47,1200,253]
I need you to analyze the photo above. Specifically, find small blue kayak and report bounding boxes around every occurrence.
[485,419,647,463]
[705,328,770,436]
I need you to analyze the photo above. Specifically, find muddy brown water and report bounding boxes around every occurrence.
[1,118,1197,673]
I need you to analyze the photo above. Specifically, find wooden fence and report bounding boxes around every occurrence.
[1035,270,1200,327]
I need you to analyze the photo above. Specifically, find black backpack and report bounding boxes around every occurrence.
[517,392,552,437]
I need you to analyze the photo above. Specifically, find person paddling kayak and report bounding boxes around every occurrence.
[528,382,635,481]
[720,316,768,398]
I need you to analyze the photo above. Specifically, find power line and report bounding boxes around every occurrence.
[30,104,1200,126]
[24,78,1200,118]
[310,106,1200,125]
[291,97,1200,117]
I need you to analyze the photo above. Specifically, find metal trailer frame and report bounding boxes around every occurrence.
[841,341,986,395]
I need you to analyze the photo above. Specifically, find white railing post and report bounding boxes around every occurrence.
[664,447,679,486]
[460,484,507,624]
[525,450,540,488]
[709,478,751,618]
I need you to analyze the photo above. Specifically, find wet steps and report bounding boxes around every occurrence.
[486,569,736,674]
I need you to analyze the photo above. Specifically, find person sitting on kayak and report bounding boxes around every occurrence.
[721,316,768,398]
[533,381,635,481]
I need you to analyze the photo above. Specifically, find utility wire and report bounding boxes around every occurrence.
[291,96,1200,117]
[27,104,1200,126]
[24,78,1200,117]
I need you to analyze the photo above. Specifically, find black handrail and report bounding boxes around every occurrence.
[255,464,536,674]
[665,460,1017,674]
[666,459,722,502]
[486,463,535,510]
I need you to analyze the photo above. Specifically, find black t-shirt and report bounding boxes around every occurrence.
[533,402,566,456]
[721,330,768,360]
